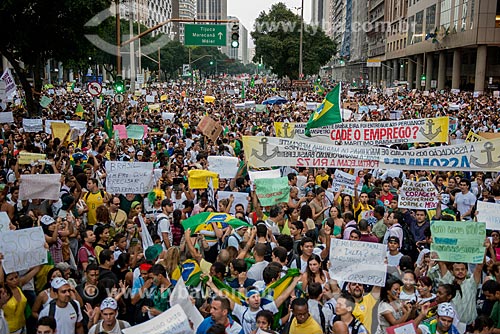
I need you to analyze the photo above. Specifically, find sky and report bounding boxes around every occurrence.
[227,0,312,47]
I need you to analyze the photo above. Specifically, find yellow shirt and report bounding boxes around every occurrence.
[84,191,106,226]
[315,174,329,186]
[290,315,323,334]
[3,287,27,332]
[353,293,378,334]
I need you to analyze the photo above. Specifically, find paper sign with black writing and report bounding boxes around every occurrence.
[398,179,438,210]
[208,156,239,179]
[20,174,61,200]
[477,201,500,230]
[0,112,14,124]
[218,191,249,214]
[105,161,154,194]
[0,227,47,274]
[329,239,387,286]
[0,212,10,233]
[122,304,192,334]
[331,169,362,196]
[22,118,43,132]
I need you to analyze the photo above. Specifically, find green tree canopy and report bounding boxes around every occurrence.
[251,3,336,79]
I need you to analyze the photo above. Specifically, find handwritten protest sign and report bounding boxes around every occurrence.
[105,161,154,194]
[1,69,17,97]
[430,221,486,263]
[22,118,44,132]
[145,95,155,103]
[218,191,249,214]
[254,177,290,206]
[0,227,47,274]
[122,304,191,334]
[113,124,127,139]
[331,170,362,196]
[66,120,87,136]
[0,112,14,124]
[329,239,387,286]
[274,116,449,145]
[477,201,500,230]
[398,179,438,209]
[242,136,500,172]
[126,124,145,140]
[39,96,53,108]
[51,122,70,140]
[162,112,175,121]
[0,212,10,233]
[248,169,281,182]
[208,156,239,179]
[198,116,223,142]
[18,152,46,165]
[20,174,61,200]
[169,278,203,331]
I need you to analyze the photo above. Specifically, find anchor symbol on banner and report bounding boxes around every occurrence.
[470,142,500,169]
[251,138,279,162]
[419,119,442,141]
[277,123,295,138]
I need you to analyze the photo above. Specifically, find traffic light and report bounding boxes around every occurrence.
[114,76,125,93]
[230,22,239,48]
[421,74,426,80]
[209,60,214,66]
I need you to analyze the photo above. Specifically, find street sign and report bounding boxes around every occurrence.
[114,93,124,104]
[182,64,191,76]
[87,82,102,97]
[136,74,144,85]
[184,24,226,47]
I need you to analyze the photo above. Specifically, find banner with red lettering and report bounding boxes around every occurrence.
[398,179,439,210]
[274,116,449,145]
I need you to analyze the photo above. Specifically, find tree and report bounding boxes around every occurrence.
[0,0,112,115]
[251,3,336,79]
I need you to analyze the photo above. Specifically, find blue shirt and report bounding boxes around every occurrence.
[196,316,244,334]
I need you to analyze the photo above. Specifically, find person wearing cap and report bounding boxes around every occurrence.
[387,236,403,266]
[206,274,300,334]
[156,199,174,250]
[38,278,83,334]
[88,297,130,334]
[136,151,144,161]
[226,224,248,250]
[140,264,172,319]
[416,303,460,334]
[130,263,153,306]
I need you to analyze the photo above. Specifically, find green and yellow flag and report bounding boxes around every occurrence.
[75,103,84,118]
[305,83,342,137]
[314,82,325,95]
[104,106,113,139]
[241,81,245,99]
[250,77,255,88]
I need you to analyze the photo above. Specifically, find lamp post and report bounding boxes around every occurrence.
[299,0,304,79]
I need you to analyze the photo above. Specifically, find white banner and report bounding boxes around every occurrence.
[242,136,500,172]
[1,69,17,97]
[217,191,249,214]
[0,227,47,274]
[0,112,14,124]
[19,174,61,200]
[0,212,10,233]
[331,170,362,196]
[477,201,500,230]
[22,118,44,132]
[66,120,88,136]
[208,156,239,179]
[162,112,175,121]
[329,239,387,286]
[169,278,204,331]
[398,179,438,210]
[274,116,449,145]
[122,304,192,334]
[248,169,281,182]
[105,161,154,194]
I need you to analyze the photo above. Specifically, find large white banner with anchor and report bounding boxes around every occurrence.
[242,136,500,172]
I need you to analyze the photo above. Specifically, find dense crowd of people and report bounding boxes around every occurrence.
[0,78,499,334]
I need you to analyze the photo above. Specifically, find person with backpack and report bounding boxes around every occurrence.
[332,293,368,334]
[383,211,404,248]
[88,297,130,334]
[308,282,334,334]
[77,230,96,271]
[156,199,174,250]
[38,278,83,334]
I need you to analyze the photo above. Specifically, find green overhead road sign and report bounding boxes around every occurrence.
[184,24,226,46]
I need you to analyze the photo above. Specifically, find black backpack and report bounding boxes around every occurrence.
[48,298,80,320]
[398,223,418,261]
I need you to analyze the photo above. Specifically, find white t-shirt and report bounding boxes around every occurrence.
[156,213,172,249]
[39,301,83,334]
[233,302,279,334]
[247,261,269,281]
[88,319,131,334]
[0,310,8,334]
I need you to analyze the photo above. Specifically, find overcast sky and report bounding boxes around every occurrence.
[227,0,312,47]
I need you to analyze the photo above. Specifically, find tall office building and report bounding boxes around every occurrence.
[147,0,174,36]
[177,0,197,42]
[197,0,227,20]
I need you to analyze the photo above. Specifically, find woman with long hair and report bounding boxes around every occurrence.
[171,209,184,247]
[31,268,64,319]
[94,224,111,261]
[362,173,375,194]
[328,206,345,238]
[299,205,315,233]
[375,278,412,334]
[309,188,328,227]
[159,247,181,279]
[1,272,28,334]
[400,270,417,302]
[340,194,354,214]
[301,254,329,292]
[414,276,436,305]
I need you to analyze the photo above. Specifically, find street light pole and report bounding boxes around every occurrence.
[129,1,136,92]
[299,0,304,79]
[115,0,121,76]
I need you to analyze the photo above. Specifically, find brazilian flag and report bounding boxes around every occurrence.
[314,82,325,95]
[104,106,113,139]
[171,259,202,287]
[305,83,342,137]
[75,103,84,118]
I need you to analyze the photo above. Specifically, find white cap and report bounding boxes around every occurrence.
[51,277,69,290]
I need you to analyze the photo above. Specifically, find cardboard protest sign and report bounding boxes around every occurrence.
[197,116,223,142]
[329,239,387,286]
[22,118,44,132]
[218,191,249,214]
[39,96,53,108]
[122,304,191,334]
[18,152,46,165]
[398,179,438,209]
[0,227,47,274]
[66,120,87,136]
[51,122,70,140]
[187,170,219,189]
[477,201,500,230]
[20,174,61,200]
[274,116,449,145]
[208,156,239,179]
[331,170,362,196]
[113,125,127,139]
[0,112,14,124]
[44,120,65,135]
[105,161,154,194]
[430,221,486,263]
[254,177,290,206]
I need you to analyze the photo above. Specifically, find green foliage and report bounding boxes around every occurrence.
[251,3,336,79]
